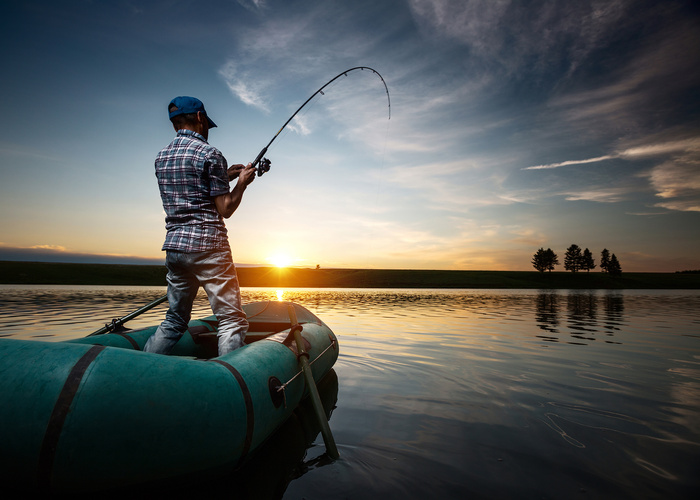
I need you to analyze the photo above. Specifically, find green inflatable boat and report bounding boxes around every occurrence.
[0,300,339,492]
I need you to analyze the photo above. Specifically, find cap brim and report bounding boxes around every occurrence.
[207,116,217,128]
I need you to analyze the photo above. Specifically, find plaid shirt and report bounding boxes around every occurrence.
[156,130,231,252]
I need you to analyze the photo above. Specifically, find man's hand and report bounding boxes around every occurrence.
[227,164,246,182]
[238,163,256,186]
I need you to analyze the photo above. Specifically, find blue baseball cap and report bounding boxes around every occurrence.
[168,96,217,128]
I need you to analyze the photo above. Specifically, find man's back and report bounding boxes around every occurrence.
[156,129,230,252]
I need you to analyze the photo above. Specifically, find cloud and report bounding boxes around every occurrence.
[524,155,616,170]
[407,0,632,76]
[646,153,700,212]
[522,137,700,211]
[217,7,397,135]
[0,243,164,265]
[375,158,518,212]
[546,12,700,139]
[408,0,510,52]
[29,244,67,251]
[236,0,267,12]
[562,187,635,204]
[287,115,311,136]
[621,138,700,158]
[218,61,270,112]
[523,137,700,170]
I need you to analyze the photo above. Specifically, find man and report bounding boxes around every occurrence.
[144,96,256,356]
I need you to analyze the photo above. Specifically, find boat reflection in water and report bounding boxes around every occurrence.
[231,369,339,499]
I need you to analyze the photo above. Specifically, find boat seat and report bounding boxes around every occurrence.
[189,321,295,346]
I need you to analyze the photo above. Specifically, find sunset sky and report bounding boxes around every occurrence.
[1,0,698,272]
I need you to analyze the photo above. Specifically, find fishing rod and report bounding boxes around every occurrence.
[250,66,391,176]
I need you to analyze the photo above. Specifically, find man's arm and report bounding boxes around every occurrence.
[214,163,256,218]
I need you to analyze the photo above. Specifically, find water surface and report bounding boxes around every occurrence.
[1,286,699,498]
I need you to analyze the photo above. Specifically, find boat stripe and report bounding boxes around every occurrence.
[37,345,105,490]
[210,360,255,461]
[116,333,140,350]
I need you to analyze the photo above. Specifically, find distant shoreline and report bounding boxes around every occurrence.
[1,261,699,289]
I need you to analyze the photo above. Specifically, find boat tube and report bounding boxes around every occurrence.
[0,301,338,492]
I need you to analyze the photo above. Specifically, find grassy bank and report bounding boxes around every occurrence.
[1,261,699,289]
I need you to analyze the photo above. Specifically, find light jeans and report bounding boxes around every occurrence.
[144,249,248,356]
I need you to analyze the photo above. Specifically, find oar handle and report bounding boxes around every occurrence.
[288,305,340,459]
[88,294,168,337]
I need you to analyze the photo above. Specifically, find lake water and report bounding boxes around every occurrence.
[1,285,699,498]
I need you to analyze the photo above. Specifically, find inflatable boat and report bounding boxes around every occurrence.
[0,301,338,492]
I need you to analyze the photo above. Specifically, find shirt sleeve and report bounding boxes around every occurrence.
[206,150,230,197]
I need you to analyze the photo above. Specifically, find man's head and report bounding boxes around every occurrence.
[168,96,217,136]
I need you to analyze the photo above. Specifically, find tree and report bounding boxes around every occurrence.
[581,248,596,272]
[545,248,560,272]
[532,248,559,272]
[608,253,622,276]
[600,249,611,273]
[532,249,547,272]
[564,244,583,272]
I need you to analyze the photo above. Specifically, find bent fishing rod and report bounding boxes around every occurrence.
[250,66,391,176]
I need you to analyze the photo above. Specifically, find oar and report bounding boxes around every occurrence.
[287,305,340,459]
[88,294,168,337]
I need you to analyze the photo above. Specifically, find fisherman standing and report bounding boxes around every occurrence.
[144,96,256,356]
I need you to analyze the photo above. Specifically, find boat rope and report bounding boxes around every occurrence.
[245,300,273,320]
[275,337,337,408]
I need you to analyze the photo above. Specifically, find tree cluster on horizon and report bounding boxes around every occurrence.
[532,245,621,276]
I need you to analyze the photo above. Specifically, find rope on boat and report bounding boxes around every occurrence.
[276,337,337,409]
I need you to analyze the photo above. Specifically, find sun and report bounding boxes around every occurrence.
[268,253,293,268]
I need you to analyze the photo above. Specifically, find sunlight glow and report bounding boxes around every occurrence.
[268,253,293,268]
[276,289,285,302]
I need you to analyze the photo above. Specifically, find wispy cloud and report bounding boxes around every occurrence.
[218,61,270,113]
[544,13,700,142]
[407,0,631,76]
[217,7,397,135]
[236,0,267,12]
[29,244,67,251]
[563,187,635,203]
[646,152,700,212]
[523,137,700,170]
[524,155,616,170]
[623,138,700,158]
[522,137,700,211]
[286,115,311,136]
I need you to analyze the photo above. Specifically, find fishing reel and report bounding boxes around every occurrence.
[257,157,271,177]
